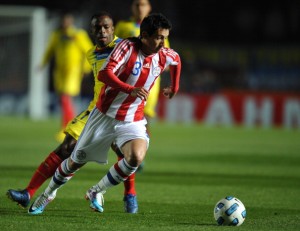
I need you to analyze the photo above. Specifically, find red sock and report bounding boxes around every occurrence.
[118,156,136,196]
[124,173,136,196]
[26,152,62,198]
[61,94,75,127]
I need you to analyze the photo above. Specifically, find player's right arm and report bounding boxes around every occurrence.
[98,69,134,94]
[40,31,57,67]
[98,69,148,100]
[98,40,148,100]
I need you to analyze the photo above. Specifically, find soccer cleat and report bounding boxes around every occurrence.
[28,193,56,215]
[6,189,30,208]
[85,189,104,213]
[123,194,138,213]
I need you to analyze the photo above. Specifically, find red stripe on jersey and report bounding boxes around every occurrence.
[165,48,179,60]
[114,162,128,178]
[111,40,130,63]
[98,40,138,114]
[158,49,167,71]
[133,102,145,121]
[114,95,136,121]
[138,56,152,87]
[112,43,139,120]
[96,85,106,110]
[97,86,119,113]
[100,40,131,77]
[118,42,139,84]
[116,56,151,121]
[96,40,181,122]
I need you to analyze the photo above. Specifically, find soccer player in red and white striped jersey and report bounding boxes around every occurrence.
[96,37,180,121]
[28,13,181,215]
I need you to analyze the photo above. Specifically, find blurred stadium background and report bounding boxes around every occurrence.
[0,0,299,128]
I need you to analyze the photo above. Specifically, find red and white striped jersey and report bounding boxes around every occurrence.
[96,39,181,122]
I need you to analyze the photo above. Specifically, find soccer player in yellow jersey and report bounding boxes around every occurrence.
[115,0,170,135]
[39,13,93,141]
[7,12,138,213]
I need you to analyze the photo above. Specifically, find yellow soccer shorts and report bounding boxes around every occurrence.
[144,77,160,118]
[64,110,90,140]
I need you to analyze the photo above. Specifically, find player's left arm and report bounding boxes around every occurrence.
[162,52,181,99]
[163,38,171,71]
[162,64,181,99]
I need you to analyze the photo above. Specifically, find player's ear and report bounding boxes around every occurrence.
[141,31,148,39]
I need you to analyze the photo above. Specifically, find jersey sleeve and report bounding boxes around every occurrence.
[76,30,93,74]
[98,40,134,94]
[40,31,57,67]
[114,21,130,39]
[165,48,181,93]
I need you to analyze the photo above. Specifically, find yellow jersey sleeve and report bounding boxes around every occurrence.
[41,31,58,67]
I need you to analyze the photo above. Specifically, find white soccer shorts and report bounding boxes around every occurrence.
[71,107,149,164]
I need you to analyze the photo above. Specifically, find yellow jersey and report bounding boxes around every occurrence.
[41,27,93,96]
[85,36,122,111]
[64,36,121,140]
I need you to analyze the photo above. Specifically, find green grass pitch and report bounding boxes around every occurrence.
[0,116,299,231]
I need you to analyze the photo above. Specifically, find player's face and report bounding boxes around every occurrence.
[91,16,114,48]
[141,28,169,55]
[132,0,151,22]
[61,14,74,30]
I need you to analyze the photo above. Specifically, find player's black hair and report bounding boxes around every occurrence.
[131,0,151,5]
[90,11,114,25]
[59,9,74,17]
[140,13,172,37]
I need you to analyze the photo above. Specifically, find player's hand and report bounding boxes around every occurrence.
[130,87,149,101]
[162,87,176,99]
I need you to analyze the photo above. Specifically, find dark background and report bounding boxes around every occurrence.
[0,0,299,118]
[1,0,299,94]
[1,0,299,45]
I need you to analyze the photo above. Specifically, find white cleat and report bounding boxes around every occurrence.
[85,189,104,213]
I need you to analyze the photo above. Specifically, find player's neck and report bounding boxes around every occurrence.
[140,47,153,56]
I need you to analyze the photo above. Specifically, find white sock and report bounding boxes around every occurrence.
[93,158,137,193]
[45,158,76,196]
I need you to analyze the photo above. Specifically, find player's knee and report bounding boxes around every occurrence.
[54,134,77,160]
[125,150,146,167]
[111,143,124,158]
[68,158,83,171]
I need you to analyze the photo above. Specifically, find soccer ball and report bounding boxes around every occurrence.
[213,196,246,226]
